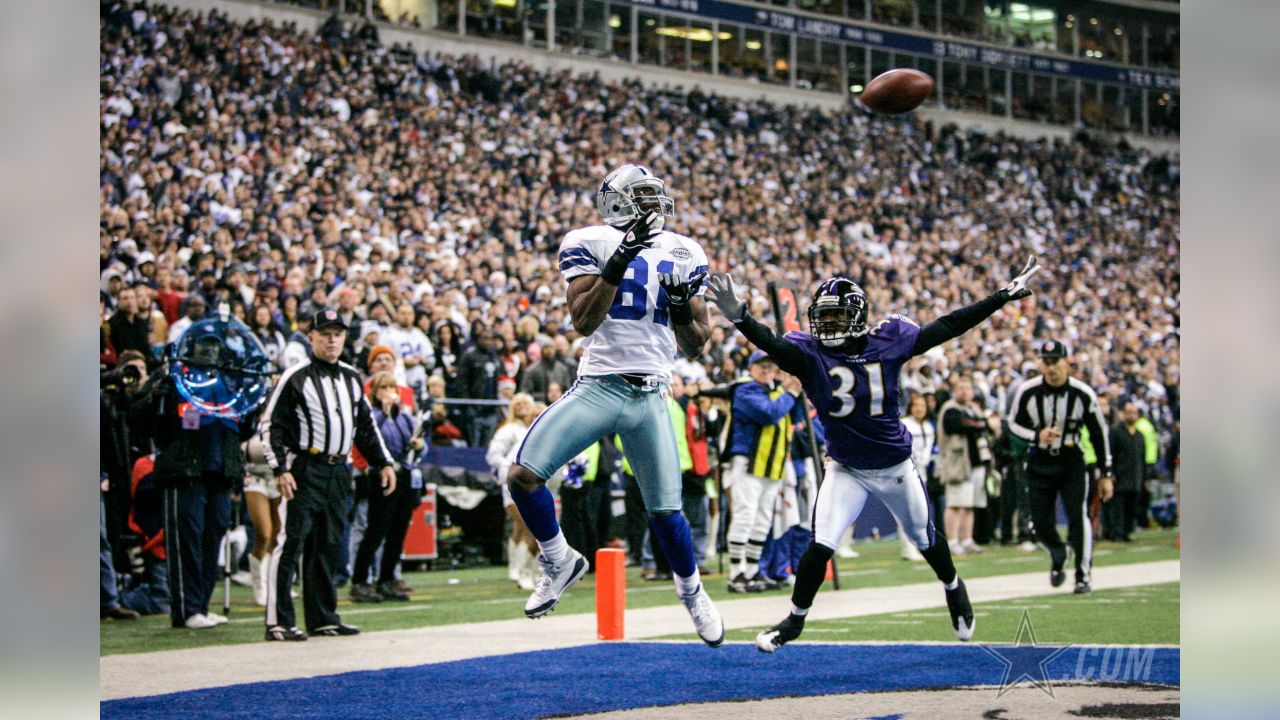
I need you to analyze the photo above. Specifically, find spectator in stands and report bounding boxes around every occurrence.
[250,304,286,373]
[109,286,150,358]
[167,295,206,345]
[520,341,574,403]
[458,329,503,447]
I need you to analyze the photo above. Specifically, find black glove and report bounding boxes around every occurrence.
[659,270,706,326]
[999,255,1042,301]
[601,211,661,285]
[706,272,746,322]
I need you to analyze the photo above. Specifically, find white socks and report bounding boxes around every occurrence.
[944,576,960,591]
[675,568,702,598]
[791,604,809,617]
[538,531,571,567]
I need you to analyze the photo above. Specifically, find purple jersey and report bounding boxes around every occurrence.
[785,315,920,470]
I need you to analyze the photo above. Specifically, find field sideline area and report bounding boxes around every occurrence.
[101,528,1180,656]
[103,529,1179,718]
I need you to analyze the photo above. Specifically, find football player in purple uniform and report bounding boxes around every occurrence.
[707,256,1040,651]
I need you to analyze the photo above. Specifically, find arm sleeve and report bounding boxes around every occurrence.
[731,313,808,377]
[558,233,603,282]
[353,389,393,469]
[1082,390,1112,471]
[733,383,798,425]
[943,407,987,435]
[263,377,300,473]
[911,293,1008,356]
[1006,383,1038,443]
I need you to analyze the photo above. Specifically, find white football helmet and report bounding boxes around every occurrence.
[595,164,675,229]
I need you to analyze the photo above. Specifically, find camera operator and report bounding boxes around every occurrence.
[100,352,147,573]
[132,330,263,630]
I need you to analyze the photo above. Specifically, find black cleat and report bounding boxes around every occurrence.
[755,613,806,653]
[1050,568,1066,588]
[376,580,410,602]
[727,573,750,593]
[350,583,383,603]
[265,625,307,642]
[310,623,361,636]
[1074,581,1092,594]
[945,578,975,641]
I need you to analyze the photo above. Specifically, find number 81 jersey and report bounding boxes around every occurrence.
[558,224,709,382]
[785,316,920,470]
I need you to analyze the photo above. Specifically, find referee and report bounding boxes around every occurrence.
[261,309,396,641]
[1007,340,1113,594]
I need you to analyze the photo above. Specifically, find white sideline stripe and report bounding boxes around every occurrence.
[100,560,1179,701]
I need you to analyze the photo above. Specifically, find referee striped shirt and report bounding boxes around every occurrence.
[263,357,392,474]
[1007,375,1112,472]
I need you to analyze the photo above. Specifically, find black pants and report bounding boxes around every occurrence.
[999,459,1034,543]
[163,474,231,627]
[353,469,418,585]
[1027,458,1092,584]
[1103,490,1139,541]
[267,460,348,632]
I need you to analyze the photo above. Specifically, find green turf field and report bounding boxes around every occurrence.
[710,581,1180,646]
[100,527,1179,656]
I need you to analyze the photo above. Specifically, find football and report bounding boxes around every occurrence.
[859,69,936,115]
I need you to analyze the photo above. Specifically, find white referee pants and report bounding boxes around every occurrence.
[812,457,938,552]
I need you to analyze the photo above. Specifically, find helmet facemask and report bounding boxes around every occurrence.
[807,286,869,348]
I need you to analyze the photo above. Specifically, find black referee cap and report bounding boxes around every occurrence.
[312,308,347,331]
[1038,339,1069,360]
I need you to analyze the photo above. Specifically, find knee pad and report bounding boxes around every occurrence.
[506,465,546,496]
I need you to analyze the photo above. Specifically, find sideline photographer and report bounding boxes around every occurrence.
[100,353,147,572]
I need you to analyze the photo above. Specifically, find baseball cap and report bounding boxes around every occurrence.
[748,350,774,367]
[312,308,347,331]
[1038,340,1069,360]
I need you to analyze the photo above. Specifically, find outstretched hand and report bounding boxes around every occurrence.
[659,270,706,307]
[707,272,746,322]
[1001,255,1041,300]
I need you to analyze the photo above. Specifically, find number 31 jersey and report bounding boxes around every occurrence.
[785,315,920,470]
[558,224,709,382]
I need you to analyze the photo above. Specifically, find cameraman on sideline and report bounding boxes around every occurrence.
[132,330,262,629]
[100,354,147,621]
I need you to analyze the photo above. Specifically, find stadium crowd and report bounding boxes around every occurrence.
[99,2,1179,619]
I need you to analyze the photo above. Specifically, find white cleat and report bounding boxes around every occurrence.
[680,585,724,647]
[524,549,588,619]
[205,612,229,625]
[184,613,218,630]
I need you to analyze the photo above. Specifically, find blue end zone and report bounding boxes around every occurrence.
[103,643,1179,720]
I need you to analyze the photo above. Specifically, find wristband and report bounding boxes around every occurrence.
[668,300,694,326]
[601,254,631,286]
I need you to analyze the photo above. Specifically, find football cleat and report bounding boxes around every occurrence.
[310,624,361,637]
[1074,581,1092,595]
[945,578,976,641]
[756,613,806,653]
[524,549,589,619]
[265,625,307,642]
[1050,569,1067,588]
[680,584,725,648]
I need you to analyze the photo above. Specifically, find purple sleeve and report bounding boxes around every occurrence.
[886,317,921,361]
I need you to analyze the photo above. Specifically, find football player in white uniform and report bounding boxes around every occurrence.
[506,164,723,646]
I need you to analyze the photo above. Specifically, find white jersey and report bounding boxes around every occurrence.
[558,224,709,382]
